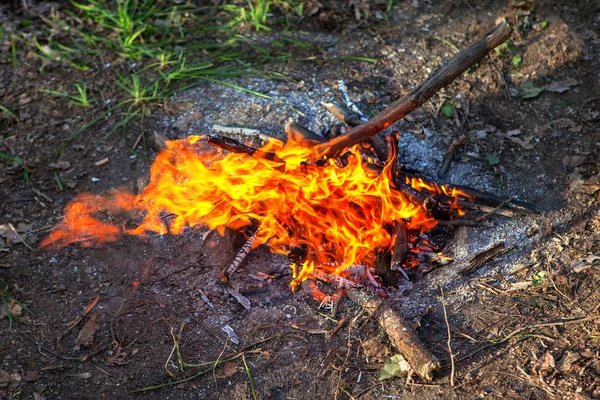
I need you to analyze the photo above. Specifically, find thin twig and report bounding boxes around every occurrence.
[440,286,455,386]
[8,223,35,252]
[475,196,515,221]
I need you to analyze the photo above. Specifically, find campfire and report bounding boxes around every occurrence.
[42,22,525,381]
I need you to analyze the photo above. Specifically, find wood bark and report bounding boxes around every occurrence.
[347,289,441,381]
[313,22,512,159]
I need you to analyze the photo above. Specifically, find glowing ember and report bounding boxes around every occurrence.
[42,135,459,288]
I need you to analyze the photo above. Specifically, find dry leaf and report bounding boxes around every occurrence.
[563,155,586,169]
[568,173,600,195]
[538,352,555,373]
[362,337,390,363]
[557,351,581,374]
[48,160,71,170]
[7,300,22,318]
[545,78,578,93]
[510,135,535,150]
[553,118,583,133]
[75,313,98,347]
[217,361,238,378]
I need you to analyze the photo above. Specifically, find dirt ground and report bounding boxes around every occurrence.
[1,0,600,399]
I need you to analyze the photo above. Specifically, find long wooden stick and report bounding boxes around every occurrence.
[313,22,511,159]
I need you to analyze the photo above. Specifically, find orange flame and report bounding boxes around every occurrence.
[42,135,450,288]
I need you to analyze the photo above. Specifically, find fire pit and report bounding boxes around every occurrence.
[41,22,525,381]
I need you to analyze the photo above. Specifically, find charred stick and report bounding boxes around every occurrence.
[314,22,512,159]
[393,180,438,213]
[437,219,489,227]
[206,134,284,163]
[391,220,409,271]
[403,172,535,212]
[284,119,326,143]
[346,289,441,381]
[321,102,364,127]
[338,80,365,117]
[322,101,388,161]
[437,135,468,178]
[434,195,515,218]
[387,129,400,179]
[375,223,397,286]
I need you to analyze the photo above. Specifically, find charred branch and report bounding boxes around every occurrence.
[206,134,284,163]
[391,220,409,271]
[437,135,468,178]
[314,22,512,159]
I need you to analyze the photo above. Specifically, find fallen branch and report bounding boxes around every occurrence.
[314,22,512,159]
[346,289,441,381]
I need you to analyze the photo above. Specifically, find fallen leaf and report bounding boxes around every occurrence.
[362,338,390,363]
[48,160,71,170]
[554,118,583,133]
[569,173,600,195]
[510,135,535,150]
[510,281,532,291]
[217,361,238,378]
[7,300,22,318]
[66,294,99,327]
[75,313,98,347]
[557,351,581,374]
[520,81,544,99]
[538,351,555,373]
[23,370,38,382]
[545,78,578,93]
[563,155,587,169]
[571,255,600,273]
[378,354,411,380]
[106,345,129,365]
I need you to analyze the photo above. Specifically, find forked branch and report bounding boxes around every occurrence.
[314,22,512,159]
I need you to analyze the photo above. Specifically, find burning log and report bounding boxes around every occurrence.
[346,289,441,381]
[314,22,512,160]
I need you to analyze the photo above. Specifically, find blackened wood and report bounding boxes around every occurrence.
[402,172,535,212]
[460,242,509,276]
[314,22,512,159]
[375,224,397,286]
[437,135,468,178]
[346,289,441,381]
[391,220,409,271]
[284,120,326,143]
[393,180,437,213]
[206,134,284,163]
[321,102,363,127]
[387,129,400,179]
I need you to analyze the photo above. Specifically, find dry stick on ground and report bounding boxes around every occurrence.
[313,22,512,160]
[440,286,455,386]
[438,134,468,178]
[346,289,441,381]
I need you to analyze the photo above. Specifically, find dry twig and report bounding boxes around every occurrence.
[440,286,455,386]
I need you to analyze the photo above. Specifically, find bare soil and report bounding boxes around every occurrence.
[1,1,600,399]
